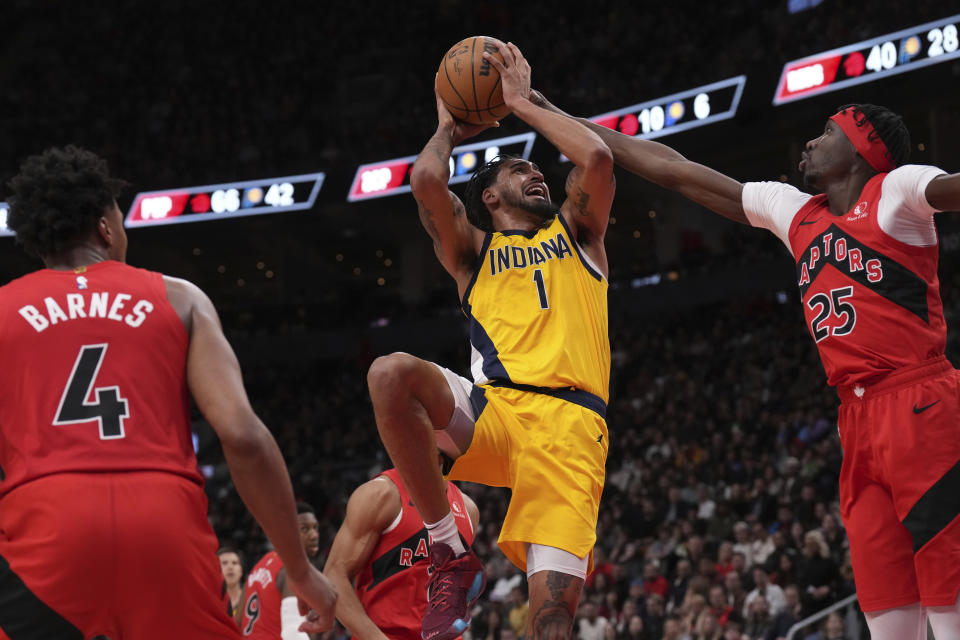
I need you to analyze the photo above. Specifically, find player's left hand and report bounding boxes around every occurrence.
[484,42,531,110]
[298,606,332,634]
[286,565,337,632]
[433,75,499,144]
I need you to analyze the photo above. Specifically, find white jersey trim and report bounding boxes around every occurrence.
[741,181,811,250]
[742,165,946,250]
[876,165,945,246]
[470,343,488,385]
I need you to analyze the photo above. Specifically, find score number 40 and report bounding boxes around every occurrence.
[865,24,958,73]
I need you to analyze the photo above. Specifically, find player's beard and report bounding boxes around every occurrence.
[503,190,561,220]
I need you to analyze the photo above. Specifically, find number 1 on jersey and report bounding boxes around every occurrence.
[532,269,549,309]
[54,344,129,440]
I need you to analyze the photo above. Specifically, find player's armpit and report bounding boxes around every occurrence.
[926,173,960,212]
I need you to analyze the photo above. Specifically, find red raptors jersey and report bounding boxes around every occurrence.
[354,469,475,640]
[0,260,201,498]
[242,550,284,638]
[789,173,945,387]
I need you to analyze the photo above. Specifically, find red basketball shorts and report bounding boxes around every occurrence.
[837,356,960,612]
[0,472,239,639]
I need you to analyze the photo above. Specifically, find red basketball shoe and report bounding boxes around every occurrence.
[421,543,486,640]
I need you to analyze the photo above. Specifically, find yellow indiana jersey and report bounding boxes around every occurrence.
[461,214,610,402]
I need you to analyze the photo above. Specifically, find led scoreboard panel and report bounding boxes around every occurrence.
[563,76,747,160]
[125,172,325,227]
[0,202,10,237]
[774,14,960,104]
[348,133,536,202]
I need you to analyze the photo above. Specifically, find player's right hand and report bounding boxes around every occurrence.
[286,565,337,632]
[434,74,498,144]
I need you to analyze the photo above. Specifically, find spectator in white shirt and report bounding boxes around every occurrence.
[743,567,787,619]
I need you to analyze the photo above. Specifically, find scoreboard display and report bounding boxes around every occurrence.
[774,14,960,104]
[125,172,325,227]
[0,202,10,237]
[347,133,536,202]
[562,76,746,160]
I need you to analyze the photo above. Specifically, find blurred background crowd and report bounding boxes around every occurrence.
[3,1,960,639]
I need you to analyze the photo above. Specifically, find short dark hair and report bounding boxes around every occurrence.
[835,103,911,169]
[217,546,245,566]
[7,146,126,258]
[463,154,519,232]
[296,501,316,515]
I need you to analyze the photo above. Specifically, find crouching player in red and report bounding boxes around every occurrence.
[0,146,336,638]
[324,467,479,639]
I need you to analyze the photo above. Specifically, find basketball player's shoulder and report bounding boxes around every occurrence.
[0,269,39,295]
[264,550,283,571]
[160,274,214,313]
[160,272,203,294]
[352,474,402,510]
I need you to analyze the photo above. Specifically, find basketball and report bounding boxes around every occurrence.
[437,36,509,125]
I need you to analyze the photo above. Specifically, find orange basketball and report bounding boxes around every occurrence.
[437,36,509,125]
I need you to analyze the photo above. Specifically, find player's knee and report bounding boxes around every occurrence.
[530,611,575,640]
[367,352,419,396]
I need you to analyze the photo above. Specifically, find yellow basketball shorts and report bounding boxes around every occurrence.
[446,382,608,572]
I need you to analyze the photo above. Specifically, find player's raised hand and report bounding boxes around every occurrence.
[286,565,337,633]
[483,42,531,111]
[433,74,498,144]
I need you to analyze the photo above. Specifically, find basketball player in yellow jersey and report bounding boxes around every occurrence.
[367,42,615,640]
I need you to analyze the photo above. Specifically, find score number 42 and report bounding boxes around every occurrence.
[210,182,295,214]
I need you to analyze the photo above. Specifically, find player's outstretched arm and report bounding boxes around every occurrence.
[323,478,401,640]
[926,172,960,211]
[531,90,748,225]
[164,276,336,630]
[485,43,615,245]
[410,82,491,284]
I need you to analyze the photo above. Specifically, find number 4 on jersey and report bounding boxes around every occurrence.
[54,344,129,440]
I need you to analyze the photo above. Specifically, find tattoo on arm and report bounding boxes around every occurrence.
[423,134,455,170]
[416,199,444,260]
[530,571,580,639]
[565,169,592,217]
[574,187,590,217]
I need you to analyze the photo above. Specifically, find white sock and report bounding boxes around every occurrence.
[425,511,466,555]
[926,594,960,640]
[864,602,925,640]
